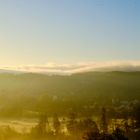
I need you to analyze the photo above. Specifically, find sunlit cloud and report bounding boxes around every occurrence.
[1,61,140,75]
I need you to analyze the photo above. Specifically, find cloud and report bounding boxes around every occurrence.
[2,61,140,75]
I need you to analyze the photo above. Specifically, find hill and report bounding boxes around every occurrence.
[0,71,139,118]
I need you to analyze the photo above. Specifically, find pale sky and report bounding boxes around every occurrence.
[0,0,140,66]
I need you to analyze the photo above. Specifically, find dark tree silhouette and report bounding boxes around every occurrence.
[112,127,128,140]
[83,128,129,140]
[100,107,108,133]
[133,105,140,129]
[67,112,77,135]
[31,113,48,137]
[53,114,61,135]
[38,113,47,135]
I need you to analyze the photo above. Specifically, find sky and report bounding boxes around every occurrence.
[0,0,140,67]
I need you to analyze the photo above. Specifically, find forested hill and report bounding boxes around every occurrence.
[0,71,139,117]
[0,71,140,98]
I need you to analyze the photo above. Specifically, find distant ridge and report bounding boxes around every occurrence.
[0,68,140,76]
[1,61,140,75]
[0,69,24,74]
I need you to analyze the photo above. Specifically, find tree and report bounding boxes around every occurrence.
[83,128,129,140]
[53,114,61,135]
[31,113,48,137]
[67,112,77,135]
[100,107,108,133]
[112,127,128,140]
[78,118,99,134]
[133,105,140,129]
[83,131,100,140]
[82,119,99,140]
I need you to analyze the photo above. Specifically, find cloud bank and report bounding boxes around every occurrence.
[2,61,140,75]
